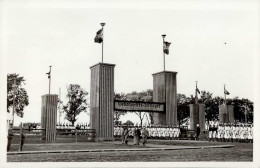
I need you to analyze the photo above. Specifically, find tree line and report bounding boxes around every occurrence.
[7,74,253,126]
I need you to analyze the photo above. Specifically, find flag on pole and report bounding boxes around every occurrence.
[46,71,50,79]
[196,87,200,94]
[163,41,171,55]
[94,28,103,43]
[224,88,230,95]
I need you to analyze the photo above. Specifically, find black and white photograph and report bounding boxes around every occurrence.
[0,0,259,167]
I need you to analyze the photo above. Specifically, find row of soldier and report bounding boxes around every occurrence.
[56,123,90,130]
[114,125,181,140]
[208,123,253,142]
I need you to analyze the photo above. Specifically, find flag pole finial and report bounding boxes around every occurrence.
[100,23,105,26]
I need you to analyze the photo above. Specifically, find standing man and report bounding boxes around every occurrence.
[196,124,200,140]
[142,127,149,146]
[20,128,26,151]
[7,125,14,152]
[134,127,141,145]
[123,126,129,145]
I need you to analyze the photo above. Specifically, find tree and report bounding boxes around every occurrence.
[198,91,221,122]
[126,89,153,127]
[7,73,29,118]
[62,84,88,126]
[123,120,134,126]
[115,89,153,127]
[229,97,253,123]
[177,94,191,126]
[198,90,254,123]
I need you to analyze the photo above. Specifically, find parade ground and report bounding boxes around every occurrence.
[7,139,253,162]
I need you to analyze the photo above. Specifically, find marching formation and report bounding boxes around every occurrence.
[208,123,253,143]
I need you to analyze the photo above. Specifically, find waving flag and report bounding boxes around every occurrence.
[224,88,230,95]
[94,28,103,43]
[196,87,200,94]
[46,71,51,79]
[163,41,171,55]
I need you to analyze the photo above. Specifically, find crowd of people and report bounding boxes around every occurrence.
[114,125,181,140]
[208,123,253,143]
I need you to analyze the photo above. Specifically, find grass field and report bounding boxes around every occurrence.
[7,139,253,162]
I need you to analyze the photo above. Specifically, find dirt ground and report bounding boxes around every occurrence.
[7,139,253,162]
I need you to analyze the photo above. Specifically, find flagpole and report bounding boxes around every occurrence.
[224,84,226,105]
[195,81,198,104]
[162,34,166,109]
[162,34,166,72]
[101,23,105,63]
[49,66,52,95]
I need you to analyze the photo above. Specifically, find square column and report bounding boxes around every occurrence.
[41,94,58,141]
[198,104,206,131]
[189,104,205,131]
[219,105,234,123]
[152,71,177,126]
[228,105,234,123]
[189,104,199,130]
[90,63,115,141]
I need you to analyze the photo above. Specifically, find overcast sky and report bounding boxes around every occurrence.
[1,0,259,125]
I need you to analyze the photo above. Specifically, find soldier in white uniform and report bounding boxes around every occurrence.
[231,125,237,142]
[248,124,253,143]
[208,124,213,141]
[220,124,225,141]
[169,127,173,140]
[162,126,166,139]
[119,126,124,138]
[157,127,161,139]
[235,124,240,142]
[239,125,245,142]
[216,124,221,141]
[152,126,157,139]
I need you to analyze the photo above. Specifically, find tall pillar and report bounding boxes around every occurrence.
[152,71,177,126]
[219,105,234,123]
[189,104,205,131]
[228,105,234,123]
[189,104,199,130]
[198,104,205,131]
[219,105,228,123]
[90,63,115,141]
[41,94,58,141]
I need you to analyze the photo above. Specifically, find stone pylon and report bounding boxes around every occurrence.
[89,63,115,141]
[152,71,178,126]
[41,94,58,141]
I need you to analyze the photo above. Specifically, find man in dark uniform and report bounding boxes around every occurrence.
[7,126,14,152]
[142,127,149,146]
[196,124,200,140]
[136,127,141,145]
[20,129,26,151]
